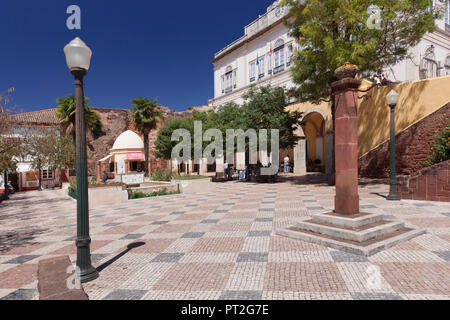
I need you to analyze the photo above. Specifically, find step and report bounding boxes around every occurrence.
[276,226,426,257]
[295,218,405,243]
[312,212,386,229]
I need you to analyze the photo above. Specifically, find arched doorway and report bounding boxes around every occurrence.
[302,112,327,173]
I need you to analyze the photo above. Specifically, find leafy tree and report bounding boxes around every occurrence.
[155,86,302,167]
[131,97,163,177]
[24,127,75,189]
[282,0,443,102]
[421,124,450,167]
[241,86,302,152]
[0,87,19,173]
[56,95,103,146]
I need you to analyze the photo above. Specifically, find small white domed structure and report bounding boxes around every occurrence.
[111,130,144,151]
[97,130,146,179]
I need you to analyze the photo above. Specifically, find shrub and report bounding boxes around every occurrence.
[151,170,172,181]
[128,187,180,199]
[421,124,450,167]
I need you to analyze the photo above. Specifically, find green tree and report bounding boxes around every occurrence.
[241,86,302,152]
[421,124,450,167]
[56,95,102,146]
[24,127,75,189]
[131,97,163,177]
[282,0,442,102]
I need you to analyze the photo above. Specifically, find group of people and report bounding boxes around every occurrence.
[370,73,393,86]
[222,154,292,182]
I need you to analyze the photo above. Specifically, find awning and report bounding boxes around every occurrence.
[126,152,145,160]
[99,154,112,162]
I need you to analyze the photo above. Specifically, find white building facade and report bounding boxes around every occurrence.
[209,1,450,108]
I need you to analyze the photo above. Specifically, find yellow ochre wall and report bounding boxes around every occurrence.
[287,76,450,158]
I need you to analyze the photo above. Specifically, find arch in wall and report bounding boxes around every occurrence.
[300,110,327,172]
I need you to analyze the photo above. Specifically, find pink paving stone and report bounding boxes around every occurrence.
[210,222,253,232]
[0,264,38,288]
[190,237,245,253]
[125,239,177,253]
[0,242,52,255]
[48,240,114,255]
[174,213,210,221]
[437,234,450,242]
[153,262,234,291]
[390,241,427,251]
[377,262,450,295]
[264,262,348,292]
[129,215,167,223]
[100,225,144,235]
[269,235,328,252]
[152,223,194,234]
[405,217,450,228]
[223,211,258,219]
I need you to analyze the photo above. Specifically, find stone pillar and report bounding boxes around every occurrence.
[236,151,246,170]
[188,160,193,174]
[96,162,101,181]
[294,126,307,175]
[216,156,224,173]
[325,133,333,175]
[331,64,361,215]
[199,157,208,175]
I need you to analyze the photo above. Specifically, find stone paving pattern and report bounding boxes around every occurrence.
[0,177,449,300]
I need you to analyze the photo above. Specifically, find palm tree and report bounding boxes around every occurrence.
[131,97,163,177]
[56,95,102,146]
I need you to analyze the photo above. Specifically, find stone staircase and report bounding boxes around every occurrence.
[277,212,425,256]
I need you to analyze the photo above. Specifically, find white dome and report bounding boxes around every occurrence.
[111,130,144,151]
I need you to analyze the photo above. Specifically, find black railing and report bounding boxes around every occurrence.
[273,65,285,74]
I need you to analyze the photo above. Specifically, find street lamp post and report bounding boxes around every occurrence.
[386,89,400,201]
[38,159,42,191]
[64,37,99,283]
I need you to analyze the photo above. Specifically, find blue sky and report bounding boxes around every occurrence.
[1,0,275,113]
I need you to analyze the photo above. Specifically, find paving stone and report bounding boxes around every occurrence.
[254,218,273,222]
[306,206,325,210]
[151,221,169,225]
[91,254,109,264]
[259,208,274,212]
[330,251,369,262]
[213,210,229,213]
[120,234,145,240]
[103,289,147,300]
[103,223,122,227]
[0,289,37,300]
[303,200,317,203]
[3,255,41,264]
[248,230,271,237]
[201,219,219,224]
[151,253,185,263]
[432,251,450,262]
[360,205,377,209]
[413,203,435,207]
[219,290,263,300]
[170,211,185,215]
[351,292,402,300]
[237,252,268,263]
[181,232,205,239]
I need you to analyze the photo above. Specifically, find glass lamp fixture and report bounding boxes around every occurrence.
[386,89,399,106]
[63,37,92,71]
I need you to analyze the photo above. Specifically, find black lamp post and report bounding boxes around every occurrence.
[64,37,99,283]
[386,89,400,201]
[38,159,42,191]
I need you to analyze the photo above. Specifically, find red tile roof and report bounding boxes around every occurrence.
[8,108,60,126]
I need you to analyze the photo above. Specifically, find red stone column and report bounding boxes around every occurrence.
[96,162,101,181]
[331,65,361,215]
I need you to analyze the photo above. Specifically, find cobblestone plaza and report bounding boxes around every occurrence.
[0,177,449,300]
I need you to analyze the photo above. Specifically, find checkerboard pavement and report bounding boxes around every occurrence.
[1,176,449,300]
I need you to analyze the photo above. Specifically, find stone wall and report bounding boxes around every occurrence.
[86,106,203,176]
[359,103,450,178]
[397,160,450,202]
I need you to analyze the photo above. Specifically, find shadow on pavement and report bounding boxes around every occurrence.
[96,242,146,273]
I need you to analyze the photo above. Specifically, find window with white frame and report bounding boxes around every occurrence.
[273,39,285,74]
[249,61,256,82]
[258,56,265,78]
[286,44,293,67]
[42,169,53,180]
[420,46,438,79]
[445,55,450,76]
[222,66,235,94]
[268,53,272,74]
